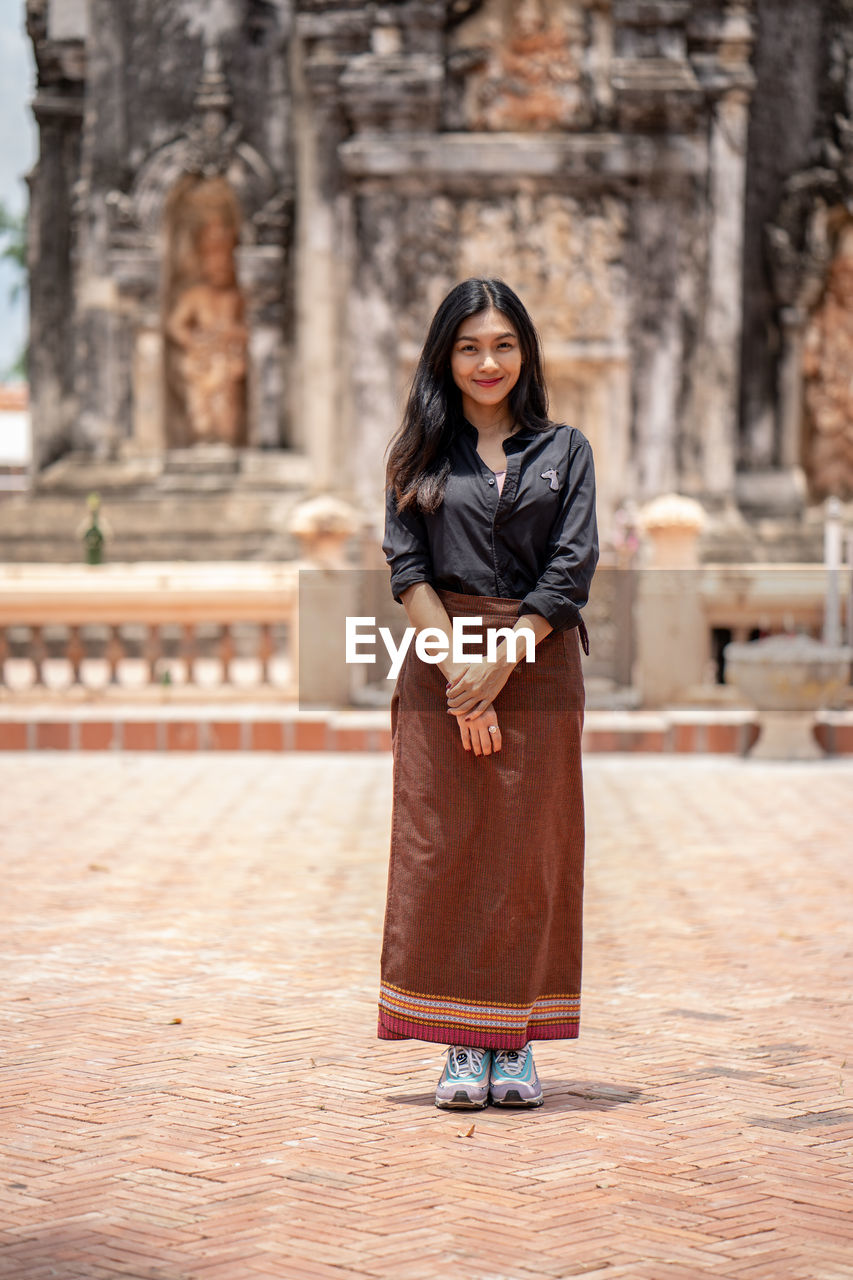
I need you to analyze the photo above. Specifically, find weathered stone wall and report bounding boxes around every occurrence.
[331,0,753,541]
[27,0,293,469]
[81,0,290,193]
[26,0,853,561]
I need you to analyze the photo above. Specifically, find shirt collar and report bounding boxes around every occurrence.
[460,418,539,449]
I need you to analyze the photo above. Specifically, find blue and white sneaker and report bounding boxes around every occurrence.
[489,1044,544,1107]
[435,1046,491,1109]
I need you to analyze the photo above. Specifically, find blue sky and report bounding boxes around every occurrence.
[0,0,36,378]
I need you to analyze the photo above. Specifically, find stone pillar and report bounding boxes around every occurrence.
[290,29,351,493]
[632,278,682,500]
[688,3,755,500]
[132,328,165,454]
[318,12,444,509]
[702,85,751,496]
[237,245,289,451]
[72,0,131,461]
[26,7,86,472]
[346,194,403,515]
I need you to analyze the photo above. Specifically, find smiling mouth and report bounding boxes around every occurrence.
[473,377,503,386]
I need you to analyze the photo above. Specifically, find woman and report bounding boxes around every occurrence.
[379,278,599,1110]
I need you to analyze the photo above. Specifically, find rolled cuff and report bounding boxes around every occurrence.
[518,591,582,632]
[389,566,432,604]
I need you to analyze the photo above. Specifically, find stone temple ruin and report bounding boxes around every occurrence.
[6,0,853,573]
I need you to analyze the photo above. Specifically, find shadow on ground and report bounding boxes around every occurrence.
[388,1080,651,1112]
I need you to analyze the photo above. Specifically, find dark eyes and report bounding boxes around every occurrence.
[458,342,515,352]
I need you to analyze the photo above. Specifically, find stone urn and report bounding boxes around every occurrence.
[288,494,361,570]
[723,633,852,759]
[637,492,706,569]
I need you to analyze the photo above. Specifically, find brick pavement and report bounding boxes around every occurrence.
[1,753,851,1280]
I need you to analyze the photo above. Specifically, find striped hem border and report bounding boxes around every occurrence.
[377,981,580,1049]
[377,1011,580,1049]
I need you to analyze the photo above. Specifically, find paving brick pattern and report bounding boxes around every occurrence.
[1,753,852,1280]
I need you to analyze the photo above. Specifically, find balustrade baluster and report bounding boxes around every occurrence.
[67,626,85,687]
[219,623,235,684]
[106,625,124,685]
[183,623,197,686]
[145,624,162,683]
[30,625,47,688]
[258,622,273,685]
[0,566,298,698]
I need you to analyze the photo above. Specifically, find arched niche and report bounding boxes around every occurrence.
[104,53,292,456]
[162,176,247,448]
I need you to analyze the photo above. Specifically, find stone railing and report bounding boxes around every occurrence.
[636,562,853,706]
[0,563,298,700]
[2,559,851,710]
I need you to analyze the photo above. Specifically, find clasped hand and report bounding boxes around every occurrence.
[444,656,515,757]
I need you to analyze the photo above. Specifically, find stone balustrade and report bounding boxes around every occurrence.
[0,560,850,709]
[0,562,298,699]
[635,561,853,706]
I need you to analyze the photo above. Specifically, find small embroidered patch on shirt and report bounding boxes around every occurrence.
[541,468,559,491]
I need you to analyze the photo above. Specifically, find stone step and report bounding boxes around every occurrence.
[0,448,319,561]
[0,490,307,562]
[3,703,849,754]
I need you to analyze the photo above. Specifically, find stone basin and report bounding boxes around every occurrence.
[723,633,852,758]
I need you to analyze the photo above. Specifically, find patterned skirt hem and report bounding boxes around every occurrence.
[377,1010,580,1050]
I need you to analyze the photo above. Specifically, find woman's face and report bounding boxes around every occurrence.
[450,307,522,416]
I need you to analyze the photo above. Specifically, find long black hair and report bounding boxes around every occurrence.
[386,278,551,513]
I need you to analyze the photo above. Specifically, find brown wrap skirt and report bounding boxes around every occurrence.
[377,589,586,1050]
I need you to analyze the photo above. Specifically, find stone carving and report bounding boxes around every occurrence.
[118,48,283,246]
[767,182,837,320]
[396,192,627,346]
[462,194,628,342]
[448,0,592,132]
[802,226,853,498]
[767,102,853,492]
[165,180,248,447]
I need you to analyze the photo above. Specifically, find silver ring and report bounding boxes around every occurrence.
[488,725,498,734]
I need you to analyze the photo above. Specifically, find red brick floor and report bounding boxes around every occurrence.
[1,754,851,1280]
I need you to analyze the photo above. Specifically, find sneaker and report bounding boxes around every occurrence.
[434,1045,491,1109]
[489,1044,544,1107]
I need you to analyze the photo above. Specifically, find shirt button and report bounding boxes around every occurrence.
[488,478,496,486]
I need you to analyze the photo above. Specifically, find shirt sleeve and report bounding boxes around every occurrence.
[382,485,434,603]
[518,432,599,632]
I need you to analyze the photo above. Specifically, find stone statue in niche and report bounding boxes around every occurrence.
[166,217,247,446]
[803,226,853,498]
[164,178,248,448]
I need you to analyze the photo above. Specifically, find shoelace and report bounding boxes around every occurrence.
[448,1046,488,1075]
[493,1047,529,1076]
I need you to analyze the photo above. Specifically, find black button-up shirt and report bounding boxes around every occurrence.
[383,420,599,640]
